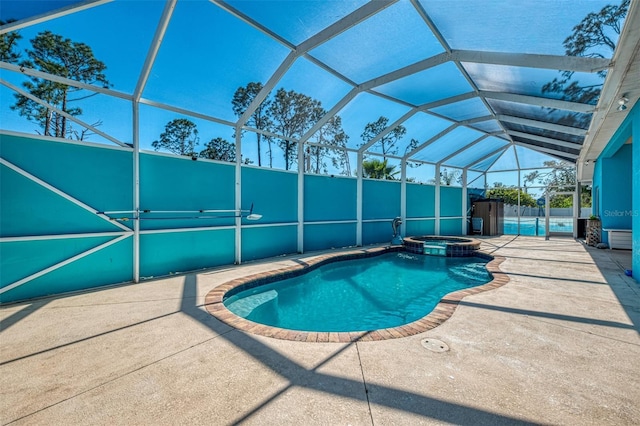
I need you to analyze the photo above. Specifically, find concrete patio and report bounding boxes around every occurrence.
[1,236,639,425]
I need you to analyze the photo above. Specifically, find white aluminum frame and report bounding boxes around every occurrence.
[0,0,623,299]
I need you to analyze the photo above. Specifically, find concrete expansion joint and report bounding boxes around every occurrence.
[354,341,375,426]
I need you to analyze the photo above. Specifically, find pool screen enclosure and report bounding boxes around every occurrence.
[1,0,638,302]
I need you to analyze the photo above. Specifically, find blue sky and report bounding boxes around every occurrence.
[1,0,617,181]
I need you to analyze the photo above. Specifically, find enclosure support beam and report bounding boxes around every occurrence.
[465,145,510,171]
[462,169,468,236]
[400,159,407,239]
[404,124,459,160]
[435,164,441,235]
[299,88,359,143]
[451,50,611,73]
[508,131,584,150]
[297,142,305,253]
[235,127,243,264]
[130,0,177,278]
[134,0,177,100]
[360,109,420,153]
[512,142,579,160]
[498,115,587,136]
[132,102,141,283]
[481,91,595,114]
[545,192,551,241]
[573,186,580,239]
[237,0,395,130]
[517,169,521,235]
[437,134,489,167]
[356,152,364,246]
[515,151,522,235]
[0,62,132,101]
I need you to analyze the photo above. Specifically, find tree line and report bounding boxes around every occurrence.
[153,82,423,179]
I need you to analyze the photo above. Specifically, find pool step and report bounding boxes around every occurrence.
[423,244,446,256]
[226,289,278,317]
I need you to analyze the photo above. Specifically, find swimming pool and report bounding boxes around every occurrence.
[224,252,490,332]
[205,247,509,341]
[503,217,574,236]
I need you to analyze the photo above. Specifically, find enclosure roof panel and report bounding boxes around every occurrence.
[0,1,93,22]
[307,1,445,83]
[225,0,369,46]
[420,0,620,55]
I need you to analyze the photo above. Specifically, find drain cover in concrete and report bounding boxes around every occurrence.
[421,338,449,352]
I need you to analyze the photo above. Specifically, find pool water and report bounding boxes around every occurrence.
[224,252,491,332]
[503,218,573,236]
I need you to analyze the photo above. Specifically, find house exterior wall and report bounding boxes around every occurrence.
[593,102,638,281]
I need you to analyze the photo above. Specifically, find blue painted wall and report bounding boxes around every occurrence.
[440,186,463,218]
[440,218,463,235]
[1,238,133,303]
[0,134,133,214]
[140,153,236,229]
[304,223,357,251]
[405,182,438,236]
[304,175,356,221]
[633,105,640,279]
[593,102,638,281]
[242,166,297,224]
[363,221,393,245]
[363,179,401,220]
[242,226,298,262]
[406,183,435,218]
[0,165,124,236]
[1,134,135,302]
[598,145,633,240]
[140,230,235,278]
[405,219,435,236]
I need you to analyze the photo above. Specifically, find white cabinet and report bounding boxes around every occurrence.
[604,229,632,250]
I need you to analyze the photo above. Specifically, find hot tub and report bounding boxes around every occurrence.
[402,236,481,257]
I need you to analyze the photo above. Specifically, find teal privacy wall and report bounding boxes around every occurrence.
[241,166,298,261]
[406,183,435,236]
[1,133,455,302]
[138,153,236,277]
[440,186,464,235]
[593,102,639,281]
[1,134,134,302]
[594,144,633,241]
[634,107,640,279]
[362,179,400,245]
[304,174,357,251]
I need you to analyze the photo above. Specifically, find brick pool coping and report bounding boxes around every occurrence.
[204,246,509,342]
